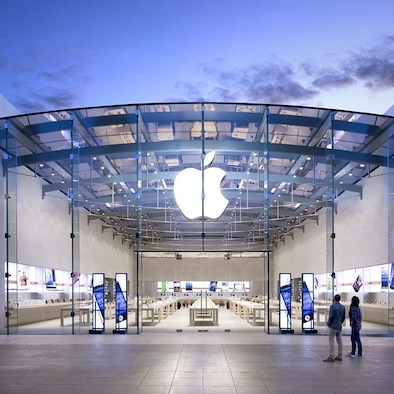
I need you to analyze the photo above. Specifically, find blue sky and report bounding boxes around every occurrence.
[1,0,394,115]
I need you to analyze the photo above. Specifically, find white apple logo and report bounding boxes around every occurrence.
[174,151,228,219]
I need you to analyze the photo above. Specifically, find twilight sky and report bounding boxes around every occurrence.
[1,0,394,116]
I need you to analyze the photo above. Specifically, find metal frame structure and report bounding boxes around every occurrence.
[2,102,394,254]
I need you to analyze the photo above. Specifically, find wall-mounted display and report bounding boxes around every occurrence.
[45,269,56,289]
[156,281,250,294]
[209,281,218,292]
[352,274,363,292]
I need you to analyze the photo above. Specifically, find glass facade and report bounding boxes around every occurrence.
[1,102,394,334]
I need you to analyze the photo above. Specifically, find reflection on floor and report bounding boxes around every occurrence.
[1,307,393,393]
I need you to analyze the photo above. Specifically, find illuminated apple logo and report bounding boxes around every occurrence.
[174,151,228,219]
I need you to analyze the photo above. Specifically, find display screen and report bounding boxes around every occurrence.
[381,267,388,288]
[234,282,245,292]
[186,281,193,291]
[173,281,181,292]
[280,283,292,316]
[45,268,56,289]
[352,275,363,292]
[115,281,127,323]
[390,264,394,290]
[93,283,105,317]
[209,281,218,292]
[302,281,314,323]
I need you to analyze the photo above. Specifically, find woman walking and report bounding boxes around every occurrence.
[348,295,362,358]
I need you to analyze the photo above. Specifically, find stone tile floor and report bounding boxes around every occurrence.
[1,308,392,393]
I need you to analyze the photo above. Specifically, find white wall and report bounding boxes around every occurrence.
[80,217,134,277]
[142,256,265,282]
[15,168,134,276]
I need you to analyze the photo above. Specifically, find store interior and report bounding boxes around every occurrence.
[2,102,394,336]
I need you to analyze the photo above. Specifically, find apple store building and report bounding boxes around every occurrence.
[1,101,394,336]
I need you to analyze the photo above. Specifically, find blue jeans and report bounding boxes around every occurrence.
[351,324,362,356]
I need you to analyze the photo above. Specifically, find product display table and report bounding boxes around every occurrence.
[189,298,219,326]
[316,307,329,326]
[60,305,91,327]
[229,299,284,325]
[127,299,177,325]
[229,299,265,325]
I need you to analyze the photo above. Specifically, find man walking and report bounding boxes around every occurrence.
[323,294,346,362]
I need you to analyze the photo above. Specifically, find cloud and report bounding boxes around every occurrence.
[312,35,394,91]
[38,65,82,82]
[14,87,80,113]
[176,35,394,104]
[173,81,207,102]
[0,46,95,113]
[178,61,320,104]
[311,70,355,89]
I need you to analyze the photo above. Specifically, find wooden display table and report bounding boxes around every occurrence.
[60,305,91,326]
[189,298,219,326]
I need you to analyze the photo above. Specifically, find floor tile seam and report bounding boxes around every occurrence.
[204,344,235,389]
[170,343,192,390]
[220,344,271,391]
[120,343,153,391]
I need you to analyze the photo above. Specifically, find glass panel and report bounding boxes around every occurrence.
[4,121,19,333]
[135,107,143,334]
[2,103,393,335]
[325,113,335,309]
[69,115,82,334]
[388,138,394,333]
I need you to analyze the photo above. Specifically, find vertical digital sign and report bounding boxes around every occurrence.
[89,273,105,334]
[302,273,317,333]
[114,273,128,333]
[279,273,293,333]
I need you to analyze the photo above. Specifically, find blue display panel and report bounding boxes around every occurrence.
[115,273,128,331]
[352,274,363,292]
[91,273,105,332]
[302,273,315,331]
[209,281,218,292]
[390,263,394,290]
[279,273,292,331]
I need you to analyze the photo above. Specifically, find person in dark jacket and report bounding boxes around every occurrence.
[348,295,362,358]
[323,294,346,362]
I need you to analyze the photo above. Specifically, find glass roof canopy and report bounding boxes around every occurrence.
[1,102,394,253]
